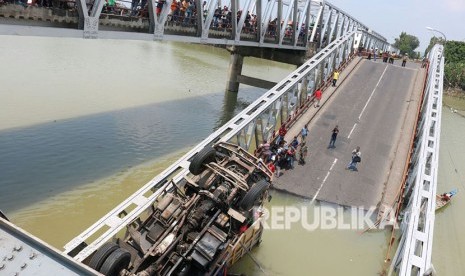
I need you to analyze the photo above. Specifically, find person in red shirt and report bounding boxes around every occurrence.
[314,89,322,107]
[287,147,296,169]
[267,161,276,173]
[276,123,287,145]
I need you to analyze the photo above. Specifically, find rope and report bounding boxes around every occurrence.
[447,149,465,190]
[239,240,268,275]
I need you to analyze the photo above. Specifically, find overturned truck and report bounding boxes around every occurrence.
[85,142,272,276]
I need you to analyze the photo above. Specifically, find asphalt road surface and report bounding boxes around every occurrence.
[274,59,420,208]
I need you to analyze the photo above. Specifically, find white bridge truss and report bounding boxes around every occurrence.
[0,0,389,51]
[390,44,444,275]
[64,29,382,262]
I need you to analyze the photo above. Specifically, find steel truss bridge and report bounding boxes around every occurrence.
[0,0,390,51]
[4,0,444,273]
[63,33,443,276]
[390,44,444,276]
[64,29,369,260]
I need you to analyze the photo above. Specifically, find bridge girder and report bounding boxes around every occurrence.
[0,0,393,51]
[389,44,444,276]
[63,29,387,262]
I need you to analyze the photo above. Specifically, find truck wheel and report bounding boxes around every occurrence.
[88,242,119,271]
[189,147,217,175]
[239,180,270,210]
[99,248,131,276]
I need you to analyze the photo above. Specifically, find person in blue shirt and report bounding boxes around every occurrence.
[346,146,361,171]
[290,136,299,149]
[301,124,309,141]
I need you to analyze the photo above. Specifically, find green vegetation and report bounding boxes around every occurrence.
[426,38,465,91]
[393,32,420,58]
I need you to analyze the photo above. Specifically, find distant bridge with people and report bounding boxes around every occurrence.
[0,0,395,92]
[0,1,443,275]
[58,31,440,276]
[0,0,388,50]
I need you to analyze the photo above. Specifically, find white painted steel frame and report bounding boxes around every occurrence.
[64,29,377,262]
[389,44,444,275]
[0,0,389,51]
[0,218,98,276]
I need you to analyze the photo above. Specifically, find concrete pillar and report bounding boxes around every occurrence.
[226,52,244,93]
[217,91,238,127]
[306,43,317,59]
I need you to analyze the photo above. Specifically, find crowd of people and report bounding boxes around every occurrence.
[0,0,305,41]
[254,64,367,179]
[360,47,414,68]
[255,124,309,179]
[255,120,362,179]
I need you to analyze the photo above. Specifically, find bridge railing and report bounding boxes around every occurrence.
[0,0,390,50]
[63,29,383,262]
[389,44,444,275]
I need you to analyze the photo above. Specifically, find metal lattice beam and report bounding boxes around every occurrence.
[64,29,382,262]
[390,44,444,275]
[0,0,392,50]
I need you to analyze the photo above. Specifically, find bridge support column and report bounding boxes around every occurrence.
[226,52,244,93]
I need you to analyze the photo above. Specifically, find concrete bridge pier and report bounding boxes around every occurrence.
[225,46,306,93]
[226,52,244,93]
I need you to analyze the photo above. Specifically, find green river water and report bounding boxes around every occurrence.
[0,35,464,275]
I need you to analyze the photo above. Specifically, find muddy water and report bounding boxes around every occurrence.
[432,96,465,275]
[231,193,390,275]
[0,35,463,275]
[0,35,293,245]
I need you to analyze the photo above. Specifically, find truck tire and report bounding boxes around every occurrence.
[239,180,270,210]
[189,147,217,175]
[99,248,131,276]
[88,242,119,271]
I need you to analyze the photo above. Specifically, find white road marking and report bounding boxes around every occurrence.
[358,65,388,120]
[347,123,357,139]
[311,158,338,204]
[390,64,417,71]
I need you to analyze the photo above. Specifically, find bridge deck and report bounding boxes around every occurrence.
[273,58,425,208]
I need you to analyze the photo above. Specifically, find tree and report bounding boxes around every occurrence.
[443,41,465,64]
[424,36,444,57]
[393,32,420,57]
[425,40,465,90]
[444,62,465,90]
[444,41,465,90]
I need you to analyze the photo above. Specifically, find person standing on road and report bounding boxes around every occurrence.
[298,141,308,165]
[276,123,287,145]
[388,52,395,64]
[332,70,340,87]
[421,57,428,68]
[346,146,361,171]
[290,136,299,149]
[328,125,339,149]
[287,146,296,169]
[314,89,322,107]
[382,51,388,63]
[273,155,281,178]
[402,54,408,67]
[301,124,309,141]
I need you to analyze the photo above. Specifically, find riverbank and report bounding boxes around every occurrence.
[443,92,465,118]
